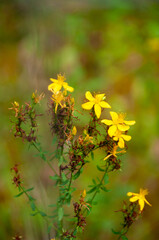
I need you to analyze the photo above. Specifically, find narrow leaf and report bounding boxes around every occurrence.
[96,165,105,172]
[58,207,64,221]
[14,192,24,198]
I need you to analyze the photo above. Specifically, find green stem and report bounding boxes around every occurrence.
[32,142,58,175]
[58,145,64,239]
[89,164,109,205]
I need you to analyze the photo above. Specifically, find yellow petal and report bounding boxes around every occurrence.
[127,192,133,196]
[113,136,118,141]
[124,120,136,125]
[129,196,139,202]
[104,154,112,160]
[118,137,125,148]
[110,111,118,121]
[95,93,105,101]
[82,102,94,110]
[99,101,111,108]
[48,83,61,92]
[65,85,74,92]
[139,199,145,211]
[101,119,113,125]
[118,124,130,131]
[94,104,101,118]
[144,198,152,207]
[82,189,86,198]
[72,126,77,135]
[50,78,58,83]
[121,134,131,141]
[85,91,94,101]
[108,125,117,137]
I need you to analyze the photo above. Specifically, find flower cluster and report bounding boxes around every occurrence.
[101,112,135,148]
[82,92,135,149]
[10,73,151,240]
[9,91,44,142]
[48,74,75,147]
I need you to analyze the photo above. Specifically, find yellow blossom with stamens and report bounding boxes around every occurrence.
[104,145,126,160]
[82,91,111,119]
[51,91,65,113]
[48,74,74,93]
[101,111,136,137]
[113,129,131,148]
[127,188,152,211]
[72,126,77,136]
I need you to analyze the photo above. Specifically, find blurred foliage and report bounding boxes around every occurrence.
[1,0,159,239]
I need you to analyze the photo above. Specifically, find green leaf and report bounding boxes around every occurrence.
[50,175,60,181]
[87,186,97,194]
[30,212,38,216]
[73,169,82,180]
[47,224,53,233]
[39,152,46,161]
[30,201,36,211]
[100,186,109,192]
[112,229,121,235]
[58,156,64,166]
[92,179,96,185]
[61,172,67,181]
[26,187,34,192]
[91,151,94,160]
[121,236,128,240]
[39,211,47,217]
[14,192,24,198]
[58,207,64,221]
[96,165,105,172]
[104,173,109,184]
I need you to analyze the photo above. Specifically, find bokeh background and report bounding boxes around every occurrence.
[1,0,159,239]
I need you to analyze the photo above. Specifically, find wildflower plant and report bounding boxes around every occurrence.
[9,74,151,240]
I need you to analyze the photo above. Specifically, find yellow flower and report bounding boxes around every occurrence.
[32,90,45,104]
[72,126,77,136]
[83,130,93,143]
[113,129,131,148]
[127,188,152,211]
[104,145,126,160]
[82,189,86,198]
[14,101,19,107]
[48,74,74,93]
[82,91,111,119]
[101,111,136,137]
[51,91,65,113]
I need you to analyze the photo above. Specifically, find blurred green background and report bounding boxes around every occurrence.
[1,0,159,239]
